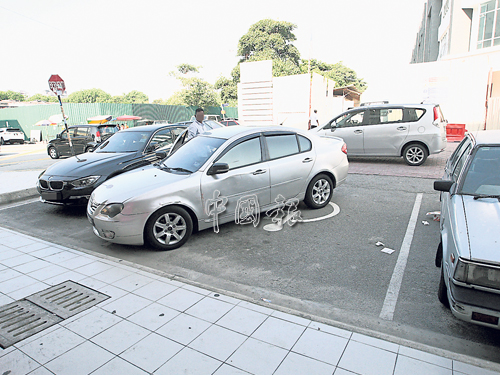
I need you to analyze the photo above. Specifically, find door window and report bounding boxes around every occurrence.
[366,109,403,125]
[298,135,312,152]
[218,137,262,169]
[60,130,68,140]
[336,111,365,128]
[149,129,173,151]
[75,127,89,137]
[265,134,300,159]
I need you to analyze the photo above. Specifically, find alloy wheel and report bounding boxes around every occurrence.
[312,179,331,205]
[153,212,187,245]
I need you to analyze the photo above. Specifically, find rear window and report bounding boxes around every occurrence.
[98,125,118,135]
[404,108,426,122]
[6,128,21,132]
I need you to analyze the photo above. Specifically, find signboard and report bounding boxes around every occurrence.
[48,75,66,96]
[222,103,229,107]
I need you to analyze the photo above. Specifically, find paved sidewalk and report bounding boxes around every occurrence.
[0,227,499,375]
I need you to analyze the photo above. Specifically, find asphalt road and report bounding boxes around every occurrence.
[1,171,499,363]
[0,143,57,172]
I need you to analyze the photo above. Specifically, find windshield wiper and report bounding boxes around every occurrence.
[161,165,193,173]
[473,194,500,200]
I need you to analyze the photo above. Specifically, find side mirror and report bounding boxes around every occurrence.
[207,163,229,176]
[434,180,454,193]
[145,143,157,153]
[56,133,61,139]
[155,150,168,159]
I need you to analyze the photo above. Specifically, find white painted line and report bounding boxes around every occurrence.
[0,198,39,211]
[379,193,423,321]
[298,202,340,223]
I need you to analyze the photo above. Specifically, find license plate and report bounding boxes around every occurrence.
[41,191,62,201]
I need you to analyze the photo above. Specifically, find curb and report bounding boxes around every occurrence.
[0,188,38,206]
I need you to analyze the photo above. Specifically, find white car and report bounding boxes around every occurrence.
[0,128,25,145]
[88,126,349,250]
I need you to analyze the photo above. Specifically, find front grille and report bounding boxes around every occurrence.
[39,179,49,189]
[49,180,64,190]
[88,197,99,216]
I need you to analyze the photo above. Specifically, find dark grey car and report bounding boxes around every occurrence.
[47,124,119,159]
[38,124,186,205]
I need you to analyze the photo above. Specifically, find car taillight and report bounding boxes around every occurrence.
[96,130,101,142]
[341,143,347,154]
[434,107,439,121]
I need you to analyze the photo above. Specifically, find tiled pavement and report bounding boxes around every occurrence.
[0,226,499,375]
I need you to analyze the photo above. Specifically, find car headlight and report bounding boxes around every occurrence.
[453,258,500,290]
[100,203,124,218]
[71,176,100,188]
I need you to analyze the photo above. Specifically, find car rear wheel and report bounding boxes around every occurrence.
[48,146,59,159]
[304,174,334,209]
[435,242,443,268]
[145,206,193,250]
[403,143,428,166]
[438,265,450,308]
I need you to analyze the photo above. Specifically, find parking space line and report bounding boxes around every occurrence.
[379,193,423,321]
[0,198,39,211]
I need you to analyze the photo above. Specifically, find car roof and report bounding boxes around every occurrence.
[121,124,187,132]
[471,130,500,145]
[203,125,307,140]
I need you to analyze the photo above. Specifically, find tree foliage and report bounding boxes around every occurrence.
[27,94,58,102]
[0,90,26,101]
[67,88,112,103]
[176,63,200,74]
[214,76,238,107]
[166,64,219,108]
[300,59,367,92]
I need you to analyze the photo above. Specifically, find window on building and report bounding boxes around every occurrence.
[478,0,500,48]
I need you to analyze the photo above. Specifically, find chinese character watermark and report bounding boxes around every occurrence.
[205,190,228,233]
[263,194,303,232]
[235,194,260,227]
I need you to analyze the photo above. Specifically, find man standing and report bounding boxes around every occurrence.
[187,108,208,140]
[308,109,319,129]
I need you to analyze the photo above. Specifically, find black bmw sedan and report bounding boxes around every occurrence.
[37,124,187,205]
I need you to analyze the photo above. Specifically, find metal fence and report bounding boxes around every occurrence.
[0,103,238,140]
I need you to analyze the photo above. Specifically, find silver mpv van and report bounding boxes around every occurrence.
[311,103,447,166]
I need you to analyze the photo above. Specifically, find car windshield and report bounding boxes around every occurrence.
[461,146,500,196]
[95,131,150,153]
[160,135,225,173]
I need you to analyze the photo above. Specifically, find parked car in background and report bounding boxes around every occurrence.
[311,103,447,166]
[87,126,349,250]
[220,119,239,126]
[434,130,500,329]
[38,124,186,205]
[0,128,25,144]
[47,124,119,159]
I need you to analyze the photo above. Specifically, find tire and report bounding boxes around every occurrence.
[403,143,428,166]
[144,206,193,250]
[435,242,443,268]
[20,140,24,144]
[85,146,94,153]
[48,146,59,159]
[438,265,450,308]
[304,174,334,209]
[0,138,4,145]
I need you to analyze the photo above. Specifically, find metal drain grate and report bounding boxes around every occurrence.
[0,280,110,348]
[0,300,63,349]
[25,280,110,319]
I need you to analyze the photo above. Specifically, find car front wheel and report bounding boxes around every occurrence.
[48,147,59,159]
[438,265,450,308]
[145,206,193,250]
[304,174,334,209]
[403,144,428,166]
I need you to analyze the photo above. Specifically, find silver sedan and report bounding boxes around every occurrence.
[87,126,349,250]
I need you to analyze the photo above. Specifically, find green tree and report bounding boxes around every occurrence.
[238,19,300,65]
[167,65,219,108]
[122,90,149,104]
[67,88,112,103]
[27,94,58,102]
[214,76,238,107]
[176,63,200,74]
[300,59,367,92]
[0,90,25,101]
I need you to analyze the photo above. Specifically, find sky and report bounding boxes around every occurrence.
[0,0,427,102]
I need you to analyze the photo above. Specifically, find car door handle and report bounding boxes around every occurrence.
[397,126,407,131]
[252,169,267,175]
[354,130,363,134]
[302,158,313,163]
